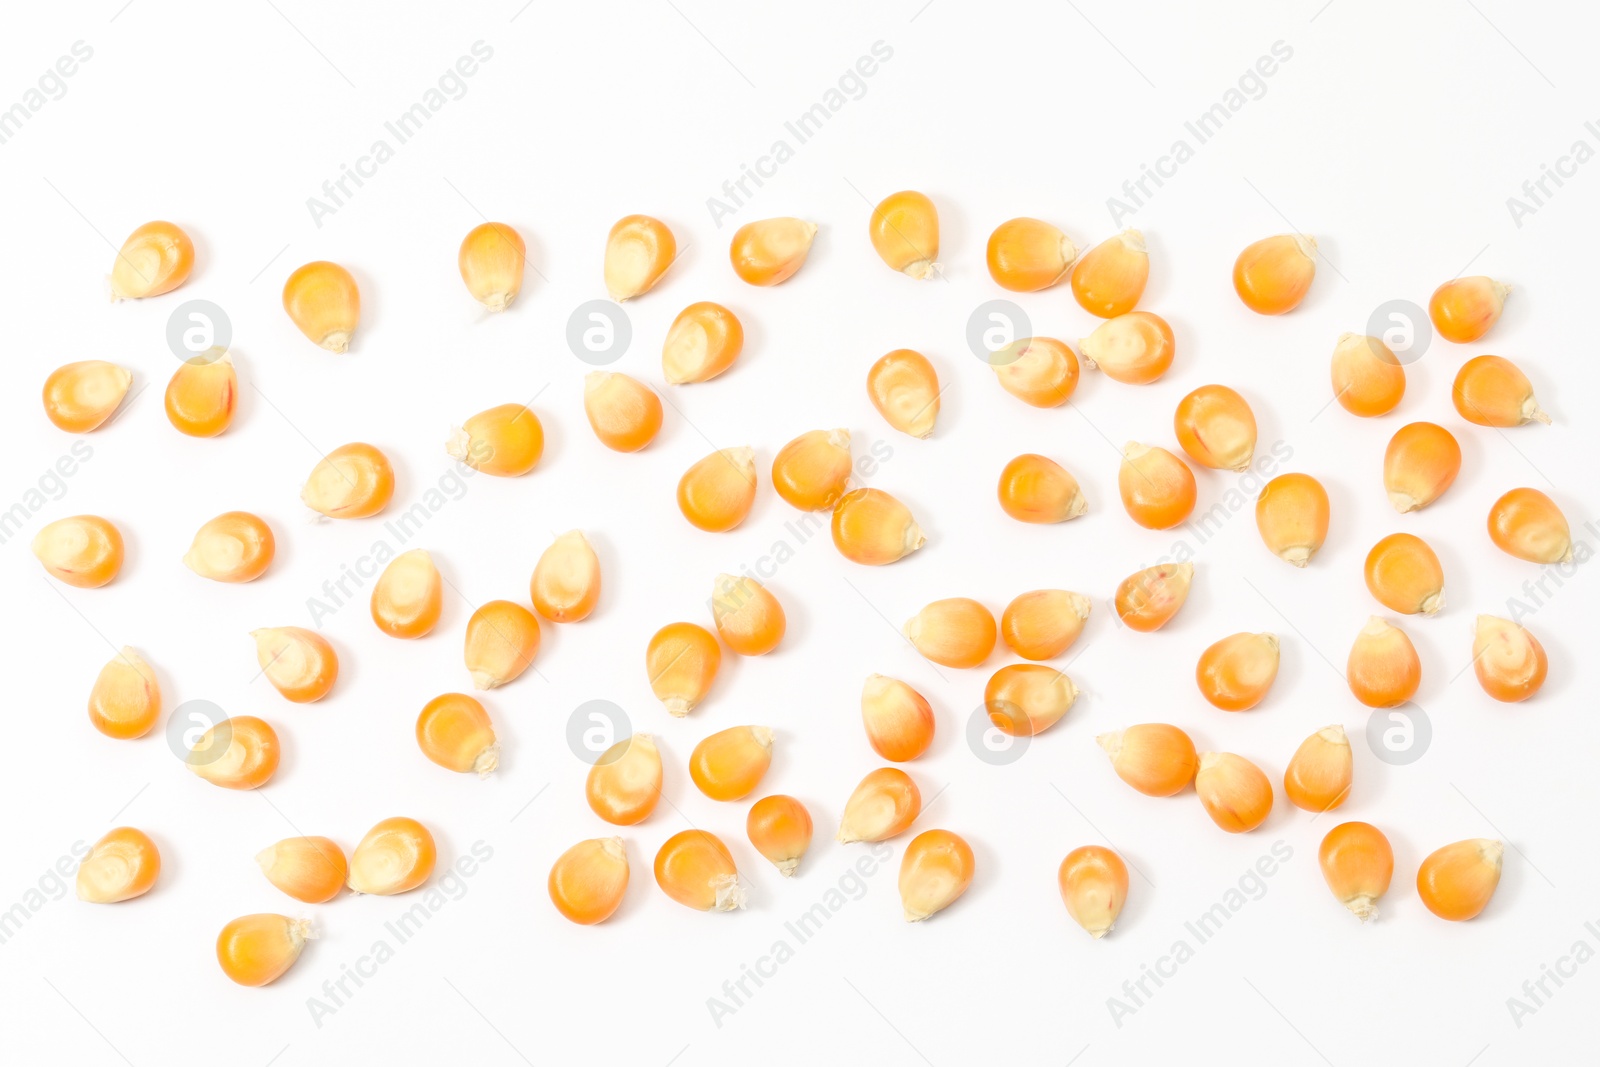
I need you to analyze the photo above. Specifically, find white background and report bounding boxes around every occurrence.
[1,1,1596,1064]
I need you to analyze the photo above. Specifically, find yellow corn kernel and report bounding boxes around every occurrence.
[458,222,524,311]
[900,829,974,921]
[838,767,921,843]
[1430,276,1508,344]
[646,621,721,716]
[1473,615,1547,703]
[110,221,193,300]
[1058,845,1128,938]
[1118,442,1196,529]
[861,674,935,762]
[188,715,280,790]
[1000,590,1090,661]
[1196,752,1273,833]
[550,837,630,925]
[747,794,814,876]
[999,453,1087,524]
[1081,312,1175,385]
[1488,487,1571,563]
[1196,632,1280,711]
[463,600,540,689]
[903,597,996,669]
[832,488,925,565]
[183,511,274,583]
[869,190,939,279]
[416,693,499,777]
[1452,355,1549,427]
[712,573,786,656]
[445,404,544,477]
[662,301,744,384]
[1384,422,1461,513]
[730,217,817,286]
[301,442,394,518]
[33,515,123,588]
[655,830,744,912]
[986,217,1077,291]
[1417,839,1503,921]
[77,827,160,903]
[1331,333,1404,416]
[1346,616,1420,708]
[164,348,236,437]
[1365,533,1444,615]
[87,647,160,740]
[370,549,443,639]
[283,261,359,352]
[1233,234,1316,314]
[1319,821,1392,921]
[771,429,852,510]
[867,348,940,438]
[584,371,663,452]
[992,337,1079,408]
[690,725,774,801]
[251,627,337,703]
[531,530,602,622]
[1113,562,1193,632]
[42,360,131,432]
[1098,724,1198,797]
[1255,472,1329,567]
[678,447,757,532]
[605,214,675,300]
[1284,725,1352,813]
[1071,230,1148,318]
[348,817,435,895]
[216,914,313,987]
[1174,384,1257,471]
[587,734,663,825]
[986,664,1077,737]
[256,837,347,904]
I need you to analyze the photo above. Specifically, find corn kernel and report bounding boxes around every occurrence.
[1081,312,1174,384]
[1365,533,1444,615]
[1284,725,1352,812]
[771,429,852,510]
[1195,752,1273,833]
[1113,562,1193,632]
[164,348,236,437]
[731,217,817,286]
[1473,615,1547,703]
[867,348,940,438]
[646,621,721,716]
[531,530,602,622]
[42,360,131,432]
[1331,333,1404,416]
[1196,632,1280,711]
[256,837,347,904]
[584,371,663,452]
[77,827,160,903]
[605,214,675,300]
[1429,276,1508,343]
[587,734,662,825]
[1255,472,1329,567]
[1384,422,1461,512]
[903,597,996,669]
[33,514,123,587]
[832,488,926,565]
[1071,230,1148,318]
[1452,355,1549,427]
[184,511,274,583]
[417,693,499,777]
[1000,590,1090,660]
[301,443,394,518]
[458,222,525,311]
[869,191,939,279]
[986,217,1077,291]
[550,837,630,924]
[1058,845,1128,938]
[88,647,160,740]
[216,914,313,986]
[1319,821,1392,921]
[899,829,974,921]
[445,404,543,477]
[283,261,359,352]
[1118,442,1195,529]
[1488,487,1571,563]
[348,817,435,895]
[690,725,773,801]
[464,600,540,689]
[371,549,443,639]
[662,301,744,384]
[711,573,786,656]
[110,221,193,300]
[251,627,337,703]
[986,663,1077,737]
[838,767,921,843]
[1174,384,1257,471]
[992,337,1079,408]
[861,674,935,762]
[655,830,744,911]
[1417,839,1502,921]
[678,447,757,532]
[1097,723,1198,797]
[748,795,814,876]
[1233,234,1315,314]
[188,715,279,790]
[1346,616,1420,708]
[999,453,1087,524]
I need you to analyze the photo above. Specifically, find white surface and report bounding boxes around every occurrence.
[1,1,1596,1064]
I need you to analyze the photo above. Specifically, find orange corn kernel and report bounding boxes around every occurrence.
[731,217,817,286]
[1113,562,1193,632]
[217,914,313,987]
[832,488,926,565]
[416,693,499,777]
[1430,276,1508,344]
[348,817,436,895]
[838,767,921,843]
[301,442,394,518]
[1346,617,1421,708]
[1233,234,1316,314]
[900,829,974,921]
[992,337,1079,408]
[1488,487,1572,563]
[1196,632,1280,711]
[184,511,274,583]
[1000,589,1090,660]
[1284,725,1352,812]
[655,830,744,912]
[531,530,601,622]
[187,715,280,790]
[605,214,676,300]
[999,453,1087,524]
[1384,422,1461,513]
[77,827,160,903]
[251,627,337,703]
[903,597,996,669]
[1365,533,1444,615]
[88,648,160,740]
[43,360,131,432]
[1058,845,1128,938]
[164,349,236,437]
[861,674,935,762]
[747,794,814,876]
[662,301,744,384]
[283,261,359,352]
[1098,723,1198,797]
[712,573,786,656]
[772,429,852,510]
[1331,334,1405,416]
[584,371,663,452]
[985,664,1078,737]
[1071,230,1148,318]
[1255,472,1329,567]
[678,447,757,532]
[256,837,347,904]
[690,725,774,801]
[110,221,194,299]
[1417,839,1503,921]
[1319,821,1392,921]
[870,190,939,279]
[1081,311,1174,384]
[463,600,540,690]
[33,515,123,587]
[587,734,663,825]
[458,222,525,311]
[867,348,940,438]
[1196,752,1273,833]
[550,837,630,925]
[370,549,443,639]
[1174,385,1257,471]
[986,217,1077,291]
[1473,615,1547,702]
[646,621,721,716]
[1452,355,1549,427]
[446,404,543,477]
[1119,442,1196,529]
